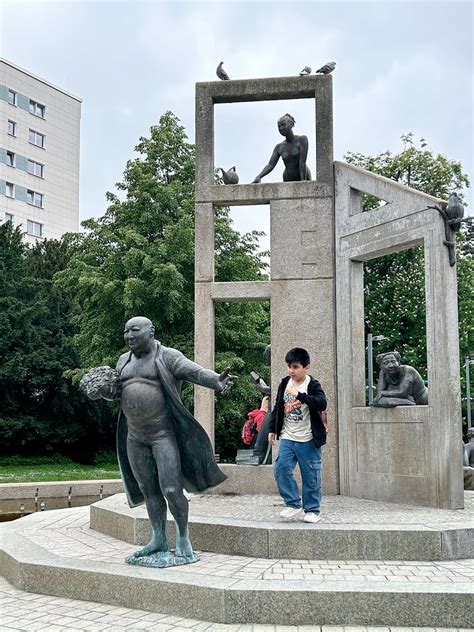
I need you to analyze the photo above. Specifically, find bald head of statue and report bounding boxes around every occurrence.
[123,316,155,356]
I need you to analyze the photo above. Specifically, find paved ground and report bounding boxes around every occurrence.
[116,491,474,526]
[3,507,474,584]
[1,494,473,630]
[5,491,473,527]
[1,576,473,631]
[7,507,474,584]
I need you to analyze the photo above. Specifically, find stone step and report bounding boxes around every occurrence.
[0,507,473,627]
[90,492,474,561]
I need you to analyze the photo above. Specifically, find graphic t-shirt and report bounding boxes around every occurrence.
[280,375,312,442]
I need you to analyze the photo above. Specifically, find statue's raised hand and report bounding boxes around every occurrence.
[218,367,237,394]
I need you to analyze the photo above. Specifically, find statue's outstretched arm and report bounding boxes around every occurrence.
[169,350,235,393]
[252,146,280,183]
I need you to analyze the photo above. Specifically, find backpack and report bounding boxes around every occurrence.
[241,416,258,446]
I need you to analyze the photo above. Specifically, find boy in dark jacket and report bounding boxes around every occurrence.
[268,347,327,523]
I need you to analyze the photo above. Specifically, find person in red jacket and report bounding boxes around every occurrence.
[268,348,327,523]
[242,397,269,447]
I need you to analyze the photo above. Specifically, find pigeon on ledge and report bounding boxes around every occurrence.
[315,61,336,74]
[216,61,230,80]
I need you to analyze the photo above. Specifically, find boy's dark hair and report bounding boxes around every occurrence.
[285,347,310,367]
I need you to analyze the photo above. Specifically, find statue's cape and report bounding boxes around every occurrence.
[116,342,227,508]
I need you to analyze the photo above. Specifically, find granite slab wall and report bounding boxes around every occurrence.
[193,76,339,494]
[334,161,464,509]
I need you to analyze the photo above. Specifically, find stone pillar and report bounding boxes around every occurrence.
[194,202,216,442]
[194,75,338,489]
[270,194,338,495]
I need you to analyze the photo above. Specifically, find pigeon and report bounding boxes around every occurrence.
[315,61,336,74]
[216,61,230,80]
[299,66,312,76]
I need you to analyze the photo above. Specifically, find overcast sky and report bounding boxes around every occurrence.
[1,0,472,247]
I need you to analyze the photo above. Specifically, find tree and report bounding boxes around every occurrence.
[345,132,469,203]
[56,112,269,460]
[0,223,114,460]
[344,135,472,431]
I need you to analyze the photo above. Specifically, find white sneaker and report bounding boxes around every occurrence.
[303,512,321,524]
[280,506,304,520]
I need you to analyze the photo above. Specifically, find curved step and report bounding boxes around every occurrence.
[90,492,474,561]
[0,507,472,627]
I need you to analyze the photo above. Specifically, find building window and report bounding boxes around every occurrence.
[27,159,44,178]
[27,189,43,207]
[29,100,46,118]
[6,182,15,198]
[5,212,14,223]
[8,120,17,136]
[29,129,45,148]
[6,151,15,167]
[8,89,17,106]
[27,219,43,237]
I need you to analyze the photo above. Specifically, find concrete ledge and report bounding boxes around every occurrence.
[210,281,271,302]
[0,527,472,627]
[0,533,230,623]
[225,580,473,627]
[0,467,278,500]
[0,480,123,500]
[90,494,474,561]
[200,181,332,205]
[196,74,330,103]
[207,464,280,494]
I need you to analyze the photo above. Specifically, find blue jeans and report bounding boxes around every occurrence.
[274,439,322,513]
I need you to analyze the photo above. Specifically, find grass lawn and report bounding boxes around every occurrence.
[0,454,121,484]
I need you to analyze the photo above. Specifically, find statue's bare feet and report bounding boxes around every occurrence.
[130,536,169,559]
[175,535,198,561]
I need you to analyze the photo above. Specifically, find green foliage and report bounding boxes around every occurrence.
[0,450,116,467]
[0,223,115,461]
[56,112,269,460]
[363,246,428,376]
[214,308,270,459]
[345,133,470,207]
[344,135,472,427]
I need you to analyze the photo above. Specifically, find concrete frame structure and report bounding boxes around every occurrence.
[335,162,464,509]
[194,75,464,508]
[0,58,81,243]
[194,76,339,495]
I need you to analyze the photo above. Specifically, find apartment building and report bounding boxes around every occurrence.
[0,58,81,243]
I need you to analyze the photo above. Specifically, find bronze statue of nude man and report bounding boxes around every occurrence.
[81,316,234,568]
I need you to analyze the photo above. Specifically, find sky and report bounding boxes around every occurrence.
[1,0,472,249]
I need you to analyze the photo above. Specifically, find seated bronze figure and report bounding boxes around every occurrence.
[372,351,428,407]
